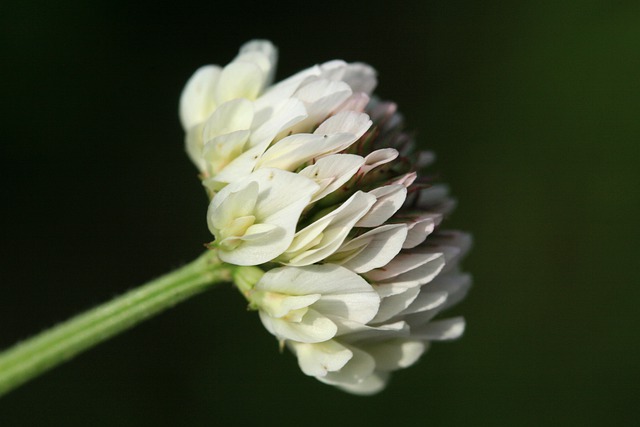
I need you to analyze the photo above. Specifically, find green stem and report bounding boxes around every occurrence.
[0,249,232,397]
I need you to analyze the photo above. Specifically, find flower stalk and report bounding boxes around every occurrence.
[0,249,232,397]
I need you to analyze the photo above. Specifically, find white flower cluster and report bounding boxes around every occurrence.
[179,40,471,395]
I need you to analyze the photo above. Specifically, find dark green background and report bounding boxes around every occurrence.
[1,1,638,425]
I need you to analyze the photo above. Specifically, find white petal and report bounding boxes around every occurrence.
[290,340,353,377]
[283,191,376,266]
[255,292,321,318]
[425,231,473,270]
[179,65,221,130]
[202,130,251,175]
[237,39,278,86]
[256,133,354,171]
[250,97,307,147]
[259,308,337,343]
[256,264,380,326]
[252,169,318,221]
[341,63,378,94]
[373,281,419,299]
[210,169,318,265]
[334,92,370,114]
[256,264,372,296]
[207,180,258,233]
[215,60,265,104]
[365,252,444,282]
[204,142,268,190]
[339,320,409,342]
[296,78,352,105]
[254,64,322,112]
[289,78,352,132]
[399,291,448,316]
[364,339,427,371]
[330,224,408,273]
[371,286,421,323]
[376,253,445,288]
[411,317,466,341]
[400,215,437,249]
[202,98,254,142]
[299,154,365,203]
[359,148,399,175]
[421,272,472,311]
[184,123,206,171]
[313,290,379,327]
[318,60,348,79]
[334,371,389,396]
[314,111,372,141]
[356,185,407,227]
[318,345,376,386]
[390,172,417,187]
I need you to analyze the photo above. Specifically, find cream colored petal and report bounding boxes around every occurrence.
[334,371,389,396]
[299,154,365,203]
[419,272,472,311]
[317,345,376,386]
[254,292,321,318]
[401,215,437,249]
[252,169,318,221]
[365,252,444,282]
[411,317,466,341]
[390,171,417,187]
[202,130,251,175]
[375,253,445,289]
[371,286,421,323]
[331,224,408,274]
[259,308,337,343]
[202,98,254,142]
[249,97,307,148]
[289,78,352,132]
[338,320,409,342]
[179,65,221,130]
[318,60,347,80]
[204,142,269,190]
[399,291,448,317]
[256,264,371,296]
[254,64,322,112]
[333,92,370,114]
[359,148,399,175]
[220,225,286,265]
[215,60,265,104]
[256,133,355,171]
[210,169,318,265]
[283,191,376,266]
[184,123,206,171]
[290,340,353,377]
[364,339,427,371]
[236,39,278,86]
[256,264,380,329]
[314,110,372,140]
[356,185,407,227]
[207,180,259,233]
[341,62,378,94]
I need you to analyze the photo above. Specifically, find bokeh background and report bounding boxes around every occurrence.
[1,1,639,425]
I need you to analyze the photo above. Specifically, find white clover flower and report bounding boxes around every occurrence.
[180,40,471,395]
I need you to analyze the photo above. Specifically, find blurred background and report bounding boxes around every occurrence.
[1,0,638,425]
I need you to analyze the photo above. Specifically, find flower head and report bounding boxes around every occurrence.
[180,40,471,394]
